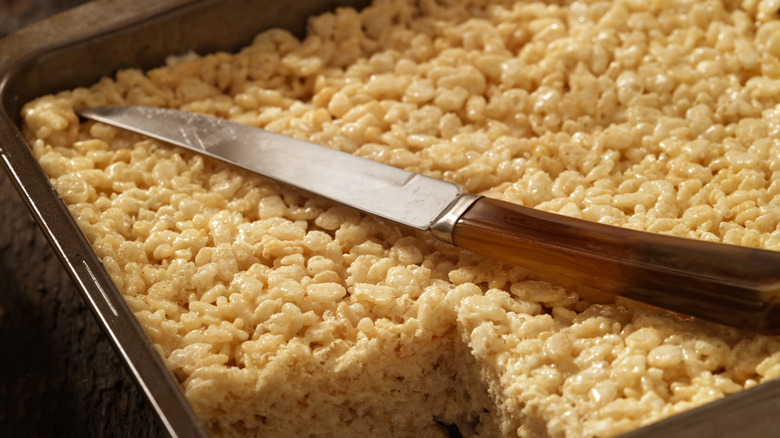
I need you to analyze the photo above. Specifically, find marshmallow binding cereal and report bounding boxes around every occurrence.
[21,0,780,436]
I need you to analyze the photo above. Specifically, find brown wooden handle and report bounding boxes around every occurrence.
[452,197,780,334]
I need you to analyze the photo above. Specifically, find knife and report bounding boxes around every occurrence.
[78,106,780,334]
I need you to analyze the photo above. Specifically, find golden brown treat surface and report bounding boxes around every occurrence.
[22,0,780,436]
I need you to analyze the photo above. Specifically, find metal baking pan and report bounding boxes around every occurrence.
[1,0,779,436]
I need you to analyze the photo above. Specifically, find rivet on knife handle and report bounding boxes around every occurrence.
[447,196,780,334]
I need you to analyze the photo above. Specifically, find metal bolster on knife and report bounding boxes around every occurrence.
[429,193,481,245]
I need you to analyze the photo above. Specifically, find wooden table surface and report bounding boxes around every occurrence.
[0,1,166,436]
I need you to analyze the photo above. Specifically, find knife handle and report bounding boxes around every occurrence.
[450,196,780,334]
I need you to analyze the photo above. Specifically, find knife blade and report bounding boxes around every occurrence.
[79,105,475,242]
[78,106,780,334]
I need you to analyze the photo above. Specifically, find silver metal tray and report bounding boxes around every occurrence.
[1,1,778,436]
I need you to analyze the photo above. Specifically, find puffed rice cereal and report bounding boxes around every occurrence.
[21,0,780,436]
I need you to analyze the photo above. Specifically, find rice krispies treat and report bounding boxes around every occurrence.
[21,0,780,436]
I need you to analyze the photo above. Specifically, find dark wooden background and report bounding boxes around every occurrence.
[0,1,166,436]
